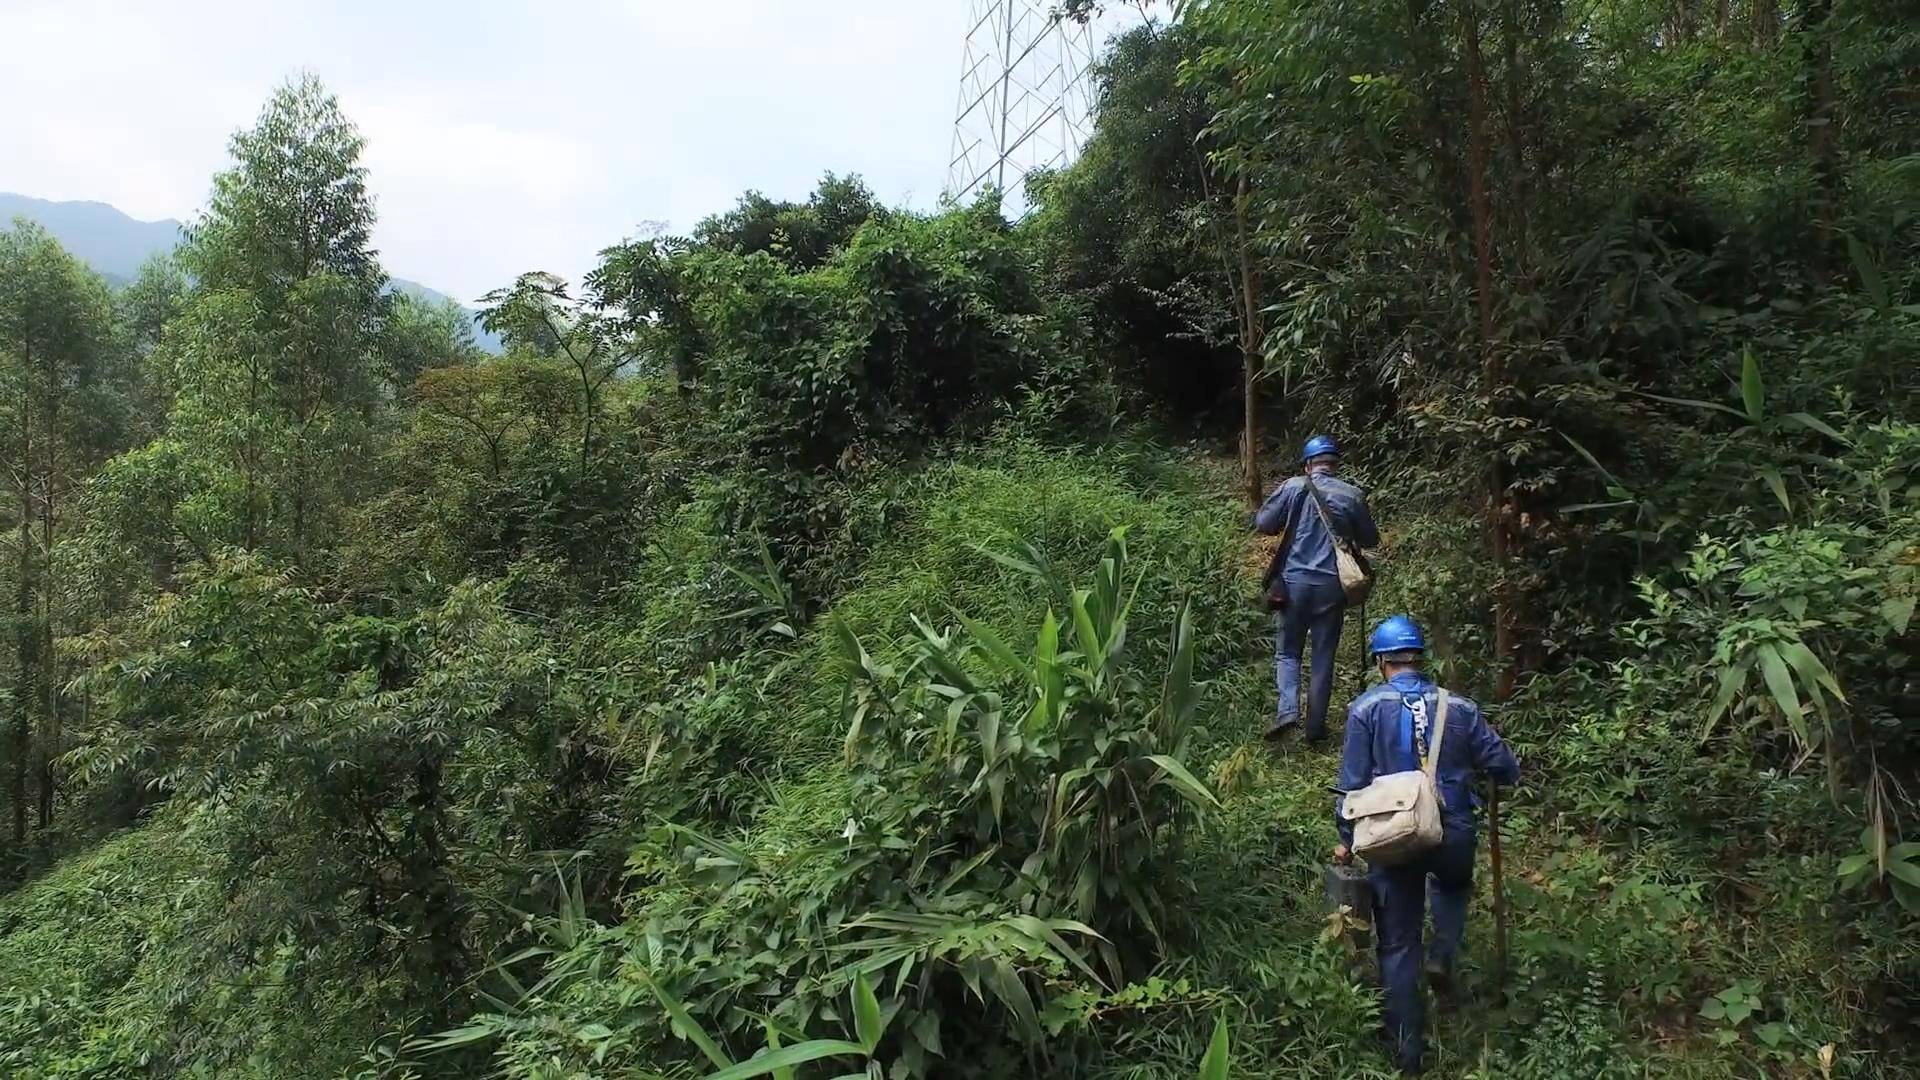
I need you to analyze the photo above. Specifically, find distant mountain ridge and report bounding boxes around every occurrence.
[0,192,502,353]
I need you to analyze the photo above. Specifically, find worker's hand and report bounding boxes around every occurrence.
[1333,843,1352,866]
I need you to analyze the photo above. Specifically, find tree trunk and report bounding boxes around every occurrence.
[1501,0,1531,264]
[37,346,59,829]
[1461,0,1520,703]
[1716,0,1730,41]
[1235,176,1264,508]
[1805,0,1837,280]
[1752,0,1778,48]
[1406,0,1472,270]
[408,756,468,1004]
[12,368,34,843]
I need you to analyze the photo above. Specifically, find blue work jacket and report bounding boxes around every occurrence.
[1334,672,1520,848]
[1253,468,1380,584]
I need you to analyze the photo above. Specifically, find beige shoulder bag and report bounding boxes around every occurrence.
[1304,477,1372,604]
[1343,690,1449,866]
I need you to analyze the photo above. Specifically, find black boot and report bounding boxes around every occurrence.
[1425,954,1456,1007]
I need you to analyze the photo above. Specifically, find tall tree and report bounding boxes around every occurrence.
[0,221,118,837]
[167,73,387,562]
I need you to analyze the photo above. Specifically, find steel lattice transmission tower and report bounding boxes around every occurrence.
[947,0,1096,208]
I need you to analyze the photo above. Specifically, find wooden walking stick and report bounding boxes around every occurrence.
[1354,597,1368,684]
[1487,780,1510,997]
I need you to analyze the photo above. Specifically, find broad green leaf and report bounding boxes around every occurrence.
[975,543,1042,579]
[1835,854,1871,878]
[1561,432,1624,487]
[1846,234,1890,311]
[1758,468,1790,514]
[985,960,1039,1036]
[409,1023,497,1051]
[1755,644,1807,746]
[1623,387,1748,419]
[1777,640,1846,704]
[701,1041,869,1080]
[1006,914,1107,986]
[851,971,884,1053]
[1740,349,1765,423]
[1161,600,1198,733]
[1146,754,1222,809]
[842,699,870,765]
[763,1021,794,1080]
[978,701,1002,766]
[1198,1014,1230,1080]
[955,609,1032,683]
[1888,859,1920,889]
[1702,659,1749,736]
[1781,411,1853,446]
[1070,590,1103,665]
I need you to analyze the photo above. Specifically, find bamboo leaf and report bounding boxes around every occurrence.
[1777,639,1847,704]
[1755,643,1807,746]
[409,1023,497,1052]
[635,967,732,1069]
[1561,432,1624,487]
[1146,754,1222,809]
[1006,914,1107,987]
[955,609,1033,683]
[1198,1015,1231,1080]
[986,960,1039,1037]
[1781,411,1853,446]
[701,1041,869,1080]
[1740,349,1765,424]
[851,971,885,1053]
[1620,386,1748,419]
[1702,659,1749,737]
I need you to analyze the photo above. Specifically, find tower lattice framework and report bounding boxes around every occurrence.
[947,0,1096,207]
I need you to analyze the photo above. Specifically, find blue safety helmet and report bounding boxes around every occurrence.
[1302,435,1340,463]
[1369,614,1427,657]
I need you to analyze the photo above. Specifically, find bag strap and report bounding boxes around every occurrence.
[1424,690,1451,778]
[1261,483,1312,590]
[1303,475,1349,547]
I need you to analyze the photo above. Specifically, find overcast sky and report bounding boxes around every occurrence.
[0,0,1142,302]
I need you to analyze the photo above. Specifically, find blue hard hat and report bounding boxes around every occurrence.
[1302,435,1340,462]
[1369,615,1427,656]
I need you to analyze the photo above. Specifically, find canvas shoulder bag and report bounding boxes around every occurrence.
[1342,690,1449,866]
[1305,476,1373,604]
[1257,482,1311,612]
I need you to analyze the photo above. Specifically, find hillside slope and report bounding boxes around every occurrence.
[0,436,1895,1077]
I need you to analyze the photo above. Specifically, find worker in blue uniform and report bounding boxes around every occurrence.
[1253,435,1379,743]
[1334,616,1520,1075]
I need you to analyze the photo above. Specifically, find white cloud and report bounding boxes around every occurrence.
[0,0,1144,300]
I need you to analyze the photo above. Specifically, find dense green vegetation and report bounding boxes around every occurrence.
[3,1,1916,1076]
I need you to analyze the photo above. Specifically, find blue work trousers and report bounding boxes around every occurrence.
[1274,577,1346,739]
[1371,826,1477,1071]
